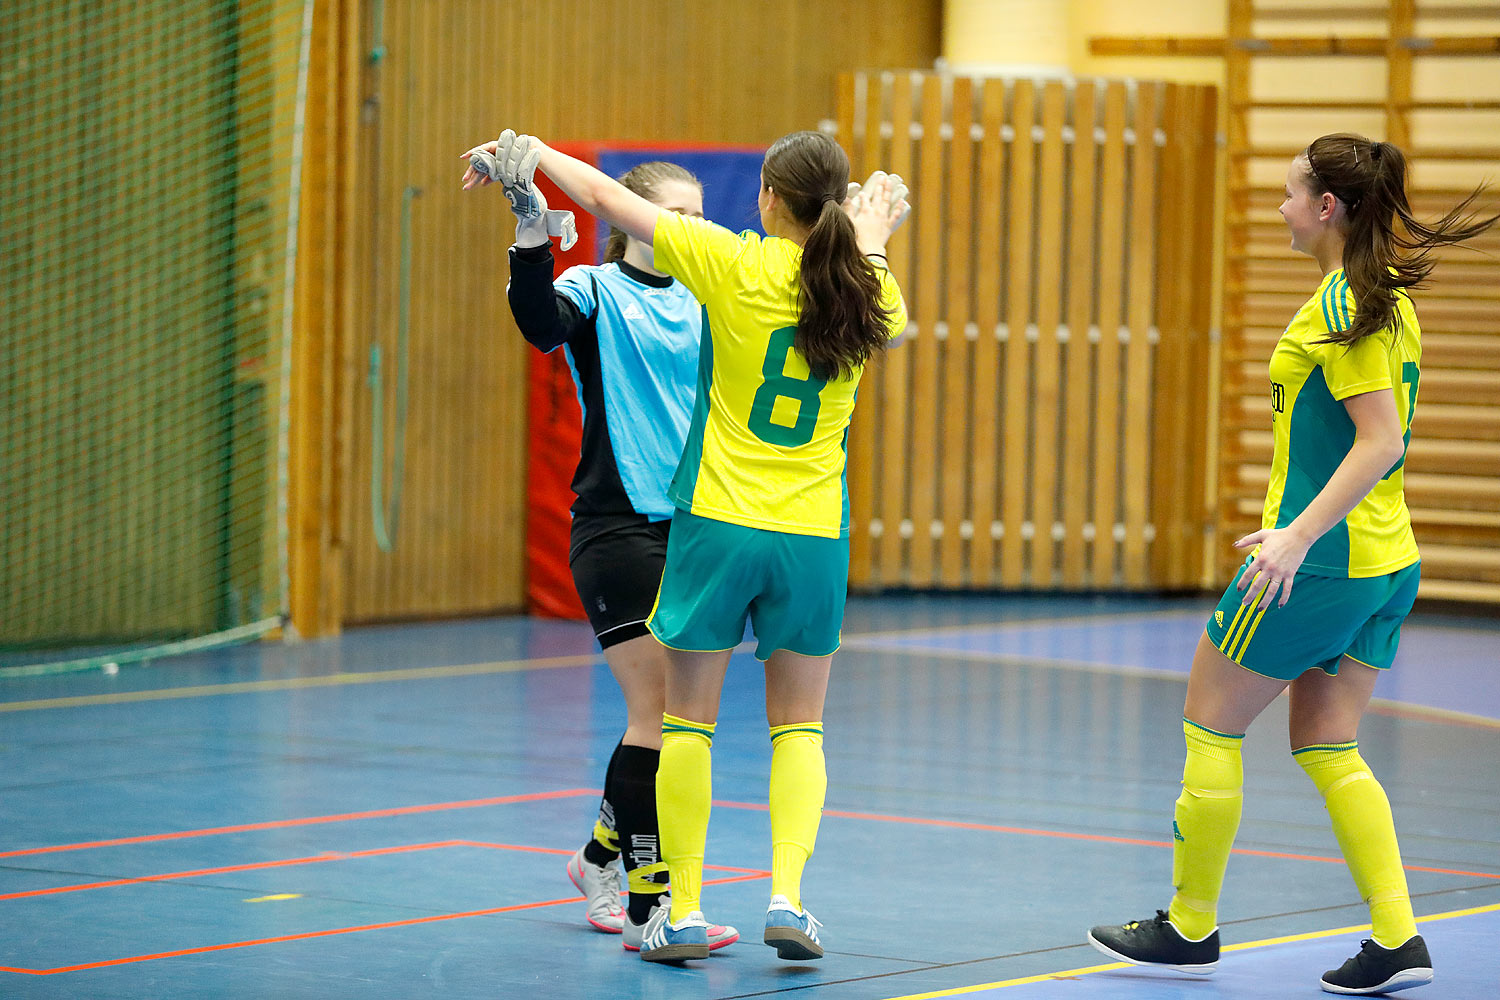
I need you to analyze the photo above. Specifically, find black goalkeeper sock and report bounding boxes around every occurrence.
[582,740,625,867]
[612,744,668,925]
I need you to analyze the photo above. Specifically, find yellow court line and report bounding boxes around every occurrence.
[0,654,602,713]
[881,902,1500,1000]
[8,609,1498,731]
[1364,698,1500,731]
[0,608,1196,715]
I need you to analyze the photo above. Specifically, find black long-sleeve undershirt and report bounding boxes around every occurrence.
[506,242,588,352]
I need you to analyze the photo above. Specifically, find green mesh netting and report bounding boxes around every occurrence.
[0,0,306,675]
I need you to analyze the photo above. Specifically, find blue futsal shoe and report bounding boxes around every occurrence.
[639,904,710,962]
[764,894,823,960]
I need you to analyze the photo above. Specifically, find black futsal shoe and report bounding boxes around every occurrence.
[1087,910,1219,974]
[1321,936,1433,995]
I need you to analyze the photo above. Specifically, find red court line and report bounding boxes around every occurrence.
[0,789,596,859]
[714,799,1500,881]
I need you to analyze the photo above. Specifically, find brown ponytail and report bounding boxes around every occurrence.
[1302,133,1498,346]
[762,131,892,381]
[602,161,701,263]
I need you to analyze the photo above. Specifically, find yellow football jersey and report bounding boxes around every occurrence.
[1262,268,1421,578]
[652,212,906,538]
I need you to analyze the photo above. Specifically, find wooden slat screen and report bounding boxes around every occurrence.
[837,72,1219,591]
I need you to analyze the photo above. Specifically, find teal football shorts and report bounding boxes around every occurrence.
[1205,558,1421,681]
[648,508,849,660]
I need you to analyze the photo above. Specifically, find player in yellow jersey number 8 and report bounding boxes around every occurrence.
[464,128,909,965]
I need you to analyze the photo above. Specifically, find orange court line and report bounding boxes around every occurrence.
[2,840,769,905]
[1,878,766,975]
[0,789,596,859]
[450,841,770,875]
[714,799,1500,881]
[0,842,469,901]
[7,787,1492,882]
[3,894,589,975]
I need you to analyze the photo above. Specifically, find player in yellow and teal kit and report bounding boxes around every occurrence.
[1089,135,1496,996]
[1208,266,1422,677]
[464,129,909,964]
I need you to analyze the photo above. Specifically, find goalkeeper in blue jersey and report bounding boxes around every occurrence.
[490,155,739,954]
[1088,135,1495,996]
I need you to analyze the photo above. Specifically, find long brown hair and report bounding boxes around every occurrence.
[762,131,892,381]
[1302,133,1497,345]
[602,161,701,263]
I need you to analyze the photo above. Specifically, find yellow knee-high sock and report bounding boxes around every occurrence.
[1168,719,1244,940]
[658,714,715,922]
[769,722,826,910]
[1295,742,1417,948]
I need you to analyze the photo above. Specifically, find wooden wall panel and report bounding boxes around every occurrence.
[909,77,946,587]
[1061,81,1100,587]
[837,71,1217,591]
[296,1,941,629]
[876,72,918,584]
[940,76,978,588]
[1001,78,1038,587]
[1122,83,1160,586]
[969,78,1009,587]
[1030,82,1068,586]
[1091,83,1130,586]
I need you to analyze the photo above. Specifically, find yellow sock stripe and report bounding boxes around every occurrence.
[1229,598,1274,664]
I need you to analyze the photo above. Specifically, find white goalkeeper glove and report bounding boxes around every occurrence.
[470,129,578,250]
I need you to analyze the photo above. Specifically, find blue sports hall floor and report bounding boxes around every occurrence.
[3,593,1497,999]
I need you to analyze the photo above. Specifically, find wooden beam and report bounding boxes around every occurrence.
[1090,35,1500,58]
[1388,0,1414,150]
